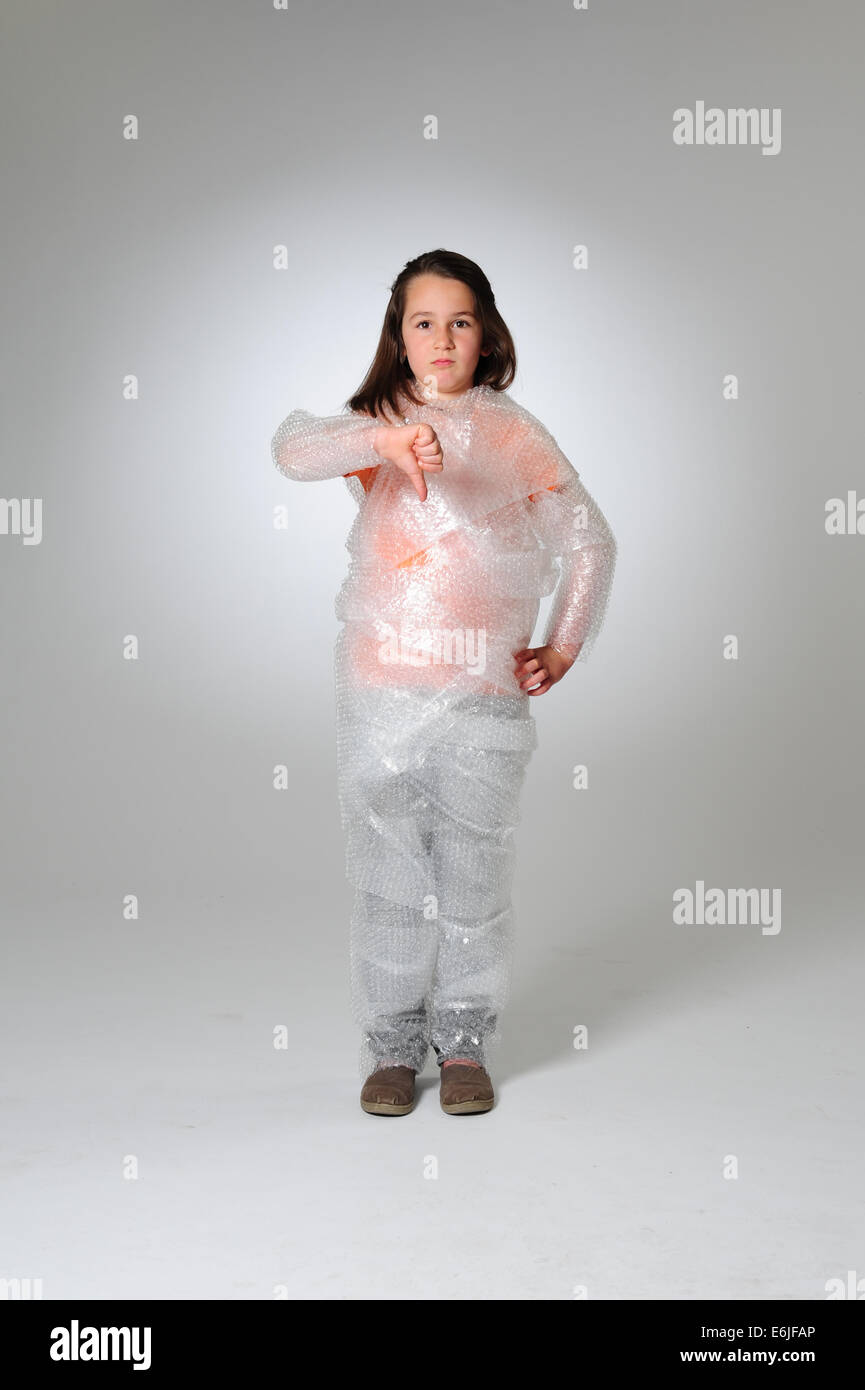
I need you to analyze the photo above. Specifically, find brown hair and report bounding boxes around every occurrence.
[345,249,517,423]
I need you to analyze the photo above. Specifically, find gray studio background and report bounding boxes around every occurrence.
[1,0,862,1300]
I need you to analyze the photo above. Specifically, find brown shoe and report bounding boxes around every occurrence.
[360,1065,416,1115]
[439,1062,494,1114]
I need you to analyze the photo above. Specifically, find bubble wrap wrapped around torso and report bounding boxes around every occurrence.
[273,382,617,749]
[272,382,617,1075]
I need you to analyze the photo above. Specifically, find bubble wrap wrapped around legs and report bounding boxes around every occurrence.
[272,380,617,1077]
[337,678,536,1076]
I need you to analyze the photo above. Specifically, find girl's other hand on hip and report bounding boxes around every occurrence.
[512,644,576,695]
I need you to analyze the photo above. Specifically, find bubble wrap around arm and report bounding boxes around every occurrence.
[512,417,618,664]
[271,407,382,483]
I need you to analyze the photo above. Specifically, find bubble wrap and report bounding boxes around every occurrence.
[272,382,617,1077]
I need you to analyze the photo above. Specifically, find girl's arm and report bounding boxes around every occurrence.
[517,421,618,664]
[534,473,617,663]
[271,408,383,483]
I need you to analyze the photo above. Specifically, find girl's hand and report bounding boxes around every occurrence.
[513,644,577,696]
[373,423,443,502]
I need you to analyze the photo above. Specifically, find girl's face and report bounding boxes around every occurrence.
[400,274,489,398]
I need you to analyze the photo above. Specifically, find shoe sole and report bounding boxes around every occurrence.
[360,1099,414,1115]
[441,1097,494,1114]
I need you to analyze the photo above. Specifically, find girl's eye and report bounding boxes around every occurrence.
[416,320,471,329]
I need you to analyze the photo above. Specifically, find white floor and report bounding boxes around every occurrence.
[2,888,860,1302]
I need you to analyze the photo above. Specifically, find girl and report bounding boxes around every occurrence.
[272,249,617,1116]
